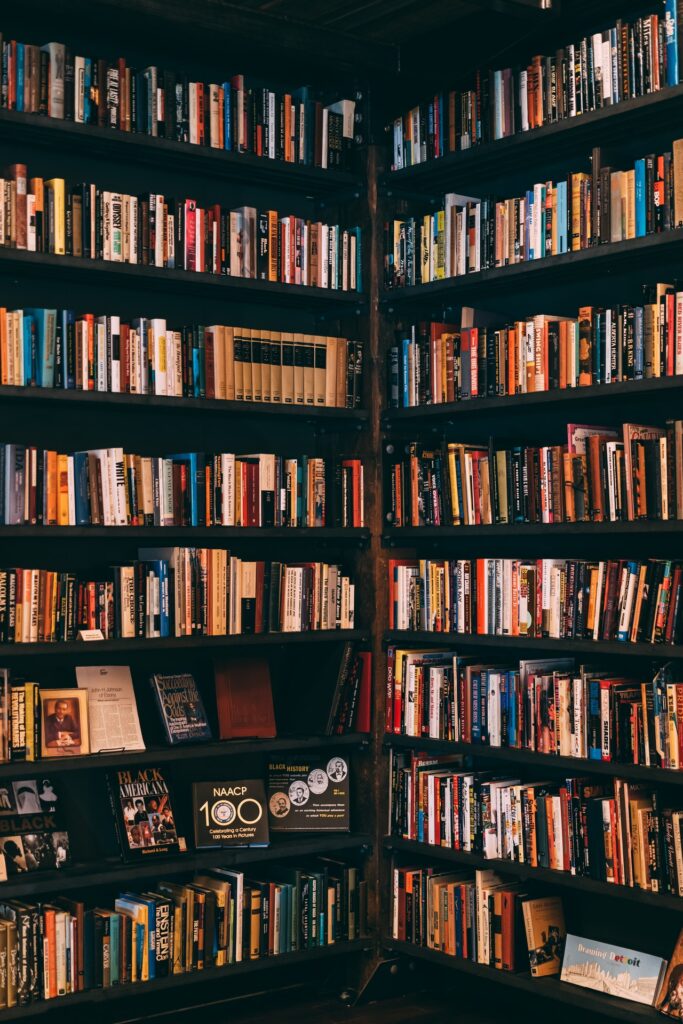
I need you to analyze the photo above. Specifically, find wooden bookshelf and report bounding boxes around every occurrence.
[0,833,373,900]
[384,733,683,786]
[381,82,683,194]
[384,522,683,543]
[383,630,683,658]
[384,838,683,912]
[0,940,370,1022]
[384,941,658,1024]
[0,526,370,542]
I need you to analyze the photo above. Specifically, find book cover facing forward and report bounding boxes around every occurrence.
[561,933,667,1006]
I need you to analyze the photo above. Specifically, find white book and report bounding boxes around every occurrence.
[76,665,145,751]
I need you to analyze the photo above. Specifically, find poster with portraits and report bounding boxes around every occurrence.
[0,777,70,880]
[267,755,350,832]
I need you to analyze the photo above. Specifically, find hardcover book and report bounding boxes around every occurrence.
[213,656,276,739]
[107,767,185,860]
[192,779,269,848]
[267,755,349,832]
[149,673,211,745]
[561,934,667,1005]
[522,896,566,976]
[0,777,70,878]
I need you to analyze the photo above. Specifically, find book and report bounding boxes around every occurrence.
[107,767,185,860]
[656,927,683,1018]
[267,755,350,831]
[561,934,667,1005]
[75,665,144,752]
[149,673,211,746]
[522,897,566,976]
[213,656,276,739]
[0,777,70,878]
[192,779,269,848]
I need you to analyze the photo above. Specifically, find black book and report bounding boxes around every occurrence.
[106,766,183,861]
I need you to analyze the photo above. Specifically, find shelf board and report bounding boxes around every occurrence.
[384,940,658,1024]
[383,630,683,659]
[384,733,683,787]
[0,384,368,425]
[384,522,683,543]
[384,837,683,911]
[380,229,683,309]
[0,732,369,779]
[0,833,372,900]
[0,109,364,197]
[381,376,683,427]
[0,526,369,542]
[0,630,368,658]
[0,249,367,312]
[0,939,369,1020]
[382,83,683,194]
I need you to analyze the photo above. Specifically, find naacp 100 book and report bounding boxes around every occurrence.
[561,934,668,1006]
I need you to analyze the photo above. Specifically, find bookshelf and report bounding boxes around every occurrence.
[0,1,378,1018]
[378,1,683,1019]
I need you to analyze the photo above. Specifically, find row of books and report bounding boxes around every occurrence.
[0,858,364,1007]
[0,164,362,290]
[0,36,358,169]
[0,307,363,406]
[385,649,682,770]
[384,141,683,287]
[388,557,683,645]
[390,749,683,894]
[390,2,681,167]
[386,423,683,527]
[0,552,355,642]
[1,652,371,763]
[388,289,683,408]
[0,445,364,529]
[392,871,683,1016]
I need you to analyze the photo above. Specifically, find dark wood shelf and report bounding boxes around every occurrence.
[384,837,683,911]
[384,733,683,786]
[0,384,368,426]
[0,833,372,900]
[384,940,658,1024]
[0,733,369,779]
[0,526,369,542]
[384,630,683,659]
[0,249,367,312]
[380,229,683,309]
[0,109,364,197]
[384,522,683,544]
[0,630,368,658]
[0,939,370,1021]
[382,83,683,194]
[381,376,683,427]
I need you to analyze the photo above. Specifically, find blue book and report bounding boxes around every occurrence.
[634,306,644,378]
[427,102,434,153]
[634,158,646,237]
[666,0,679,87]
[494,70,503,139]
[539,185,547,259]
[401,335,410,406]
[561,934,667,1005]
[109,913,121,985]
[557,181,568,253]
[471,670,481,743]
[61,309,76,389]
[149,670,212,744]
[83,59,92,123]
[16,44,24,112]
[22,313,34,386]
[507,672,518,747]
[588,679,602,759]
[73,452,90,525]
[525,190,533,260]
[222,82,232,150]
[25,308,56,388]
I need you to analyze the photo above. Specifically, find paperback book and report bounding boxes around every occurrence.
[150,673,211,745]
[561,934,667,1005]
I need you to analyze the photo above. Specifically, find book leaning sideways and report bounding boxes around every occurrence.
[107,766,186,860]
[561,934,668,1006]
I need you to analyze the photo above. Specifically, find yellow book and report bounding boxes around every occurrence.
[45,178,66,255]
[57,454,69,525]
